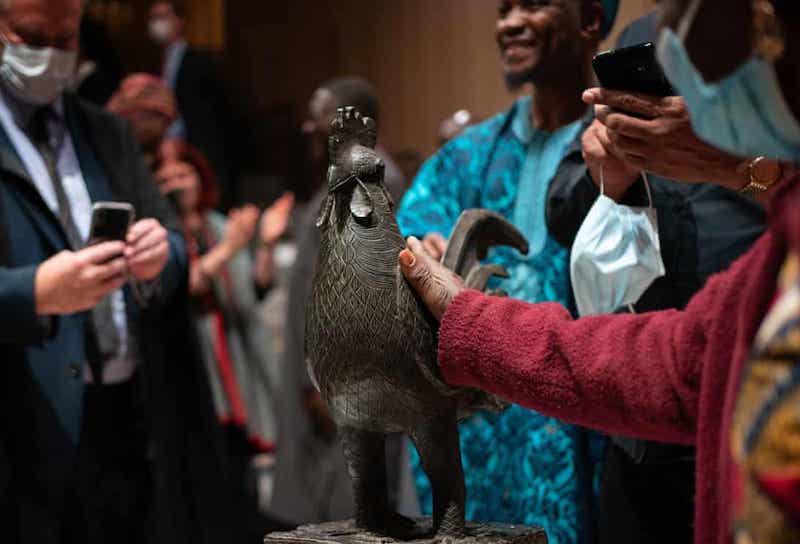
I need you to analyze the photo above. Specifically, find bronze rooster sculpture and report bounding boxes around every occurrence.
[306,107,529,538]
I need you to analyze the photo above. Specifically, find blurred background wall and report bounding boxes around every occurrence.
[225,0,656,157]
[86,0,656,199]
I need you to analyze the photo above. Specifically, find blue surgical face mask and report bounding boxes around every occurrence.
[656,0,800,161]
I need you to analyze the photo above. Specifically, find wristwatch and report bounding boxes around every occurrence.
[739,156,784,194]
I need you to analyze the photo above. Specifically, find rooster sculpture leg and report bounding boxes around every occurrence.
[340,427,416,536]
[410,413,466,537]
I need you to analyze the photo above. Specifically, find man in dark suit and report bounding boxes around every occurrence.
[0,1,239,543]
[148,0,236,210]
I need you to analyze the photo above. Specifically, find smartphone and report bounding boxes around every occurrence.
[87,202,134,247]
[592,42,675,97]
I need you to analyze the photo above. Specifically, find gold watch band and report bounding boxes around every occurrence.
[739,156,783,194]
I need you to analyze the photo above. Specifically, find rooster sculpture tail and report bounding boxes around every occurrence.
[443,209,529,292]
[437,209,529,415]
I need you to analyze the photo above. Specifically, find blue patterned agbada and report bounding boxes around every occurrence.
[397,97,606,544]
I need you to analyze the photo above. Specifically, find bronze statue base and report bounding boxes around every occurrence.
[265,519,547,544]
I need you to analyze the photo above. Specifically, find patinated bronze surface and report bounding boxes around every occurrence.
[265,520,547,544]
[305,107,529,538]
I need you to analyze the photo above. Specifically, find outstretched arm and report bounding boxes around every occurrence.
[437,291,702,444]
[399,236,721,445]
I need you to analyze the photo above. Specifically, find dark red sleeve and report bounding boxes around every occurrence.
[438,289,713,445]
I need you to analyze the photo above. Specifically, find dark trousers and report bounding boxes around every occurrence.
[597,442,696,544]
[61,379,153,544]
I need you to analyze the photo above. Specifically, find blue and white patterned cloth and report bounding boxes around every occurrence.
[397,97,606,544]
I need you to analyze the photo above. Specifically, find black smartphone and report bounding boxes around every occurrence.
[592,42,675,97]
[87,202,134,246]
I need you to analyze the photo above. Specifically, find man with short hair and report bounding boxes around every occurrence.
[148,0,235,209]
[396,1,616,542]
[0,1,236,542]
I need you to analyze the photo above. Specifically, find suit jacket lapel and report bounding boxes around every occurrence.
[0,122,68,252]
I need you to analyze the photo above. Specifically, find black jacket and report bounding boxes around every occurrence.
[174,48,236,208]
[0,94,241,543]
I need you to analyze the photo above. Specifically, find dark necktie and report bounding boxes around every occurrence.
[28,107,119,382]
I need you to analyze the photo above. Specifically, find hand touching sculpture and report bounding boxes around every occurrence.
[422,232,448,261]
[399,237,466,321]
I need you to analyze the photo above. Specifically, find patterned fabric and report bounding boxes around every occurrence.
[397,98,605,544]
[731,253,800,544]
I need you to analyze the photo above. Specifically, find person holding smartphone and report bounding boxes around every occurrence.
[544,11,792,542]
[0,1,240,543]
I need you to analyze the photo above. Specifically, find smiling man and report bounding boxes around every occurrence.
[396,1,617,542]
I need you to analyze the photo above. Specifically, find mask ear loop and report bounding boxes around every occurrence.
[599,165,605,195]
[625,171,655,315]
[599,166,654,314]
[677,0,703,41]
[600,166,654,211]
[641,171,654,210]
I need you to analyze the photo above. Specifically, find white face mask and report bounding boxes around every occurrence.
[570,171,666,317]
[149,19,174,45]
[0,41,77,106]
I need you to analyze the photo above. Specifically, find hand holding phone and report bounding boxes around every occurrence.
[87,202,134,247]
[35,242,128,315]
[124,218,170,282]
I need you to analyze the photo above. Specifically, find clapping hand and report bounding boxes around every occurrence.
[223,205,261,254]
[259,192,295,247]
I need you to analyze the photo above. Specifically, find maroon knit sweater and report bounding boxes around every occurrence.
[438,177,800,544]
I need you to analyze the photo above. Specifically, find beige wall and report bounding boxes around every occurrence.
[185,0,226,51]
[324,0,657,155]
[223,0,658,180]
